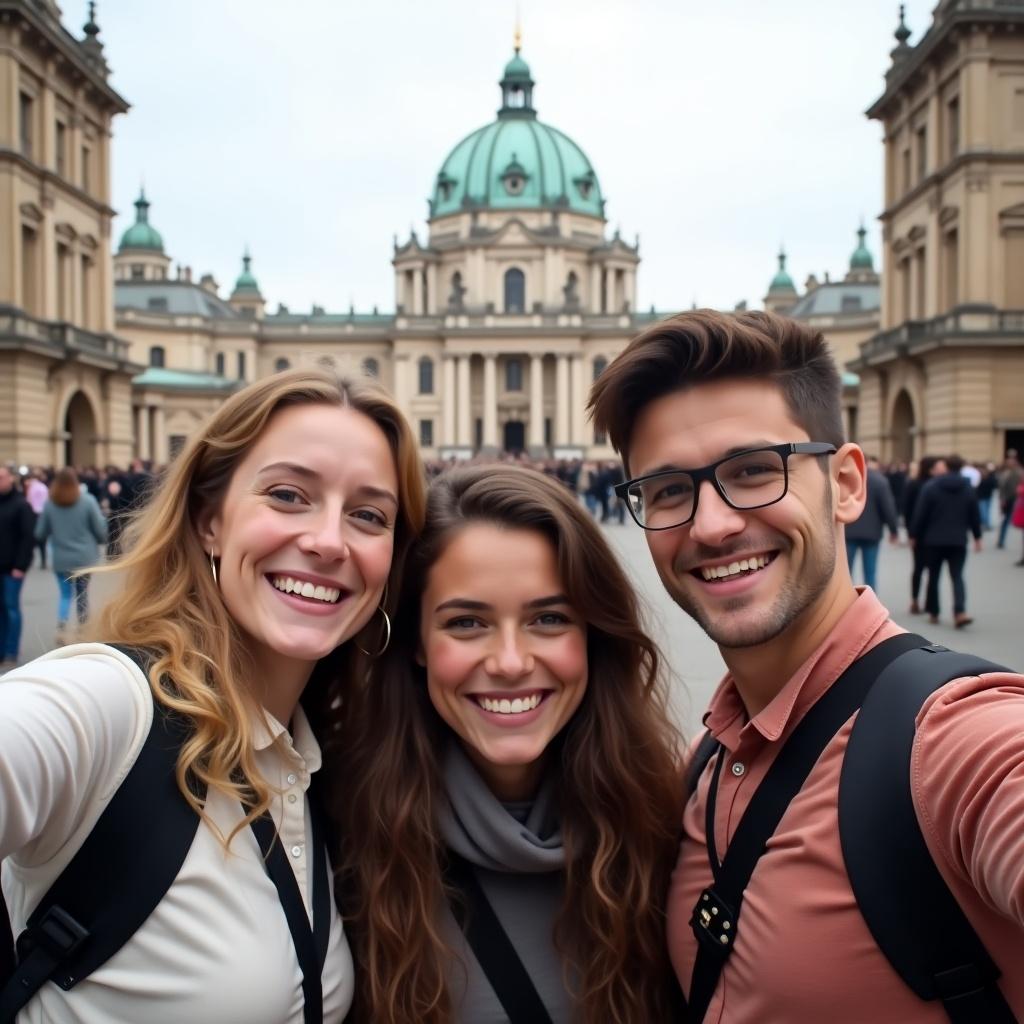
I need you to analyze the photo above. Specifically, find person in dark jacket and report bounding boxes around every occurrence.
[0,464,36,666]
[903,455,943,613]
[910,455,983,627]
[846,456,899,591]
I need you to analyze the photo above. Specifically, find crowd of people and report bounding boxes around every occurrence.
[844,449,1024,627]
[1,310,1023,1023]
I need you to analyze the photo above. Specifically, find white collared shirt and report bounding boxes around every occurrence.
[0,643,353,1023]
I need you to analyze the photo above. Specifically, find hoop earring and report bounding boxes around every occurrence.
[357,605,391,658]
[209,551,219,588]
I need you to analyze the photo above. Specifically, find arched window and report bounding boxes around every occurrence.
[504,268,525,314]
[593,356,608,381]
[418,356,434,394]
[215,352,225,376]
[362,357,379,378]
[149,346,165,368]
[505,357,523,392]
[275,357,291,372]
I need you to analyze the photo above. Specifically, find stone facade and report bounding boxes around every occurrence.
[851,0,1024,463]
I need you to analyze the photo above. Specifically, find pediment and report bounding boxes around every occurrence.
[999,202,1024,229]
[19,202,43,225]
[489,218,536,248]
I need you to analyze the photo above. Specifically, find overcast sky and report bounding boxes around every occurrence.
[75,0,936,315]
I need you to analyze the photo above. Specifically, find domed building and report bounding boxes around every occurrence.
[111,42,653,463]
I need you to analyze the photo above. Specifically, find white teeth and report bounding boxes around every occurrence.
[478,693,542,715]
[700,555,770,582]
[269,576,342,604]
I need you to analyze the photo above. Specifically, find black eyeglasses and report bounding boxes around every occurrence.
[615,442,837,531]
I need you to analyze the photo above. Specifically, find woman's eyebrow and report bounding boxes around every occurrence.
[257,460,319,479]
[435,598,492,613]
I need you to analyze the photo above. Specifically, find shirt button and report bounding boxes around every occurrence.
[731,761,746,777]
[286,773,297,785]
[291,845,302,858]
[287,793,298,804]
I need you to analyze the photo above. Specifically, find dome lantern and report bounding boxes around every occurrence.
[769,247,796,293]
[499,33,535,118]
[232,248,261,296]
[849,224,875,272]
[118,187,165,253]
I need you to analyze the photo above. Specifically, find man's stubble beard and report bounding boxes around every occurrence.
[661,484,837,650]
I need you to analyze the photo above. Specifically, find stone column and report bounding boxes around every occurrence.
[482,353,498,449]
[426,263,438,316]
[589,264,601,314]
[570,354,587,446]
[529,354,544,450]
[555,354,570,446]
[392,353,410,410]
[442,355,456,446]
[456,355,471,447]
[135,405,150,460]
[151,405,167,465]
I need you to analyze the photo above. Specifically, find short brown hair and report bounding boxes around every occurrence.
[589,309,845,468]
[49,467,81,507]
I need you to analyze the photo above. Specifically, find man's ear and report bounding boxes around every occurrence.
[195,506,221,557]
[833,443,867,525]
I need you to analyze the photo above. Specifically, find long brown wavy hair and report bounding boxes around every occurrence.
[89,369,426,843]
[334,464,683,1023]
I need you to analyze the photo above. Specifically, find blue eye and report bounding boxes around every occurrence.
[268,488,304,505]
[534,612,570,627]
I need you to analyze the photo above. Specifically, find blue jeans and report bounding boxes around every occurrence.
[57,572,90,626]
[978,496,992,530]
[1,574,24,658]
[846,539,881,591]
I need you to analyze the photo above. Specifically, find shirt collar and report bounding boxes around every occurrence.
[704,587,896,748]
[249,702,323,774]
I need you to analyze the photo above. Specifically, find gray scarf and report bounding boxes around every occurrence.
[437,741,565,874]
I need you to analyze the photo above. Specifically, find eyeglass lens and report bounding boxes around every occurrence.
[627,449,788,529]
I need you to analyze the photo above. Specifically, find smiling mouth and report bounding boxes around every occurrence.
[268,574,348,605]
[694,553,776,583]
[471,692,548,716]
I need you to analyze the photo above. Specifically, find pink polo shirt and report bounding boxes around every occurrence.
[667,588,1024,1023]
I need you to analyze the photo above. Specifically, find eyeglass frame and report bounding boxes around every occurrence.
[614,441,838,531]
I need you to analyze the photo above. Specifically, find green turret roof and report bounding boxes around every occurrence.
[849,224,874,271]
[430,48,603,219]
[768,248,796,293]
[232,249,261,295]
[118,189,164,253]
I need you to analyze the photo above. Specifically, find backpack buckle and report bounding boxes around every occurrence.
[18,906,89,963]
[690,888,736,958]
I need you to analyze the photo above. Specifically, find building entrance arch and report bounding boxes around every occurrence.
[890,389,916,464]
[503,420,525,453]
[64,391,98,467]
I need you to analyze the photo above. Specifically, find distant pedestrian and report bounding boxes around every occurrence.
[0,465,35,666]
[903,455,943,614]
[24,472,49,568]
[885,461,908,512]
[1013,481,1024,567]
[997,452,1023,549]
[34,468,108,642]
[910,455,982,627]
[975,462,998,531]
[846,455,899,591]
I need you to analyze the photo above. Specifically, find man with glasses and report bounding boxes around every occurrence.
[589,310,1024,1023]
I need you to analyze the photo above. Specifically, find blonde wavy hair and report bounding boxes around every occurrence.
[89,369,426,842]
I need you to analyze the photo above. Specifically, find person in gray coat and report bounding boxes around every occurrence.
[34,467,107,639]
[845,455,899,592]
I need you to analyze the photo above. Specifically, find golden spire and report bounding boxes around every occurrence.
[514,6,522,53]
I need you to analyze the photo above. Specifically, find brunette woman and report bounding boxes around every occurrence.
[335,465,682,1024]
[34,467,107,641]
[0,371,425,1022]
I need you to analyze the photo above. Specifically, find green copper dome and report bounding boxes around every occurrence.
[849,225,874,271]
[232,250,260,295]
[768,247,796,292]
[430,48,604,219]
[119,189,164,252]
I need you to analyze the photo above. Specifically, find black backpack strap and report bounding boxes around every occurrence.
[686,632,926,1023]
[444,852,554,1024]
[0,645,201,1023]
[686,730,721,801]
[841,644,1016,1024]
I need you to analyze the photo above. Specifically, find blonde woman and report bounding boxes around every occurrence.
[0,371,425,1023]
